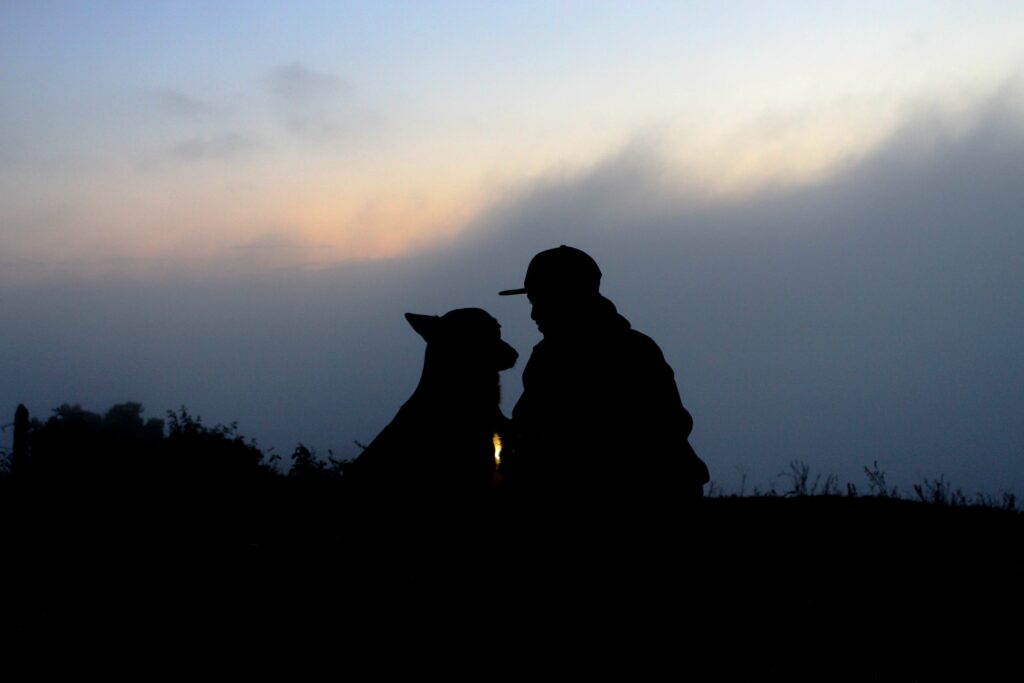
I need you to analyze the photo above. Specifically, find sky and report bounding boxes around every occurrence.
[2,2,1023,496]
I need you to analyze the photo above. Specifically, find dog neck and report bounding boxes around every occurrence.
[411,355,501,415]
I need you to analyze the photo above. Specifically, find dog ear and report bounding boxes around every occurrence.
[405,313,439,341]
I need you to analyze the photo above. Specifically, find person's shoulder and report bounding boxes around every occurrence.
[620,327,667,358]
[614,328,679,381]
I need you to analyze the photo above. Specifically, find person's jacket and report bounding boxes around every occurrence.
[507,296,709,503]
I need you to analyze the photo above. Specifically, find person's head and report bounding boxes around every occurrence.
[500,245,603,336]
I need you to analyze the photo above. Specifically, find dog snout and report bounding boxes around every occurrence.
[497,340,518,370]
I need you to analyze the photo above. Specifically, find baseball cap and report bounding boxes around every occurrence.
[499,245,602,296]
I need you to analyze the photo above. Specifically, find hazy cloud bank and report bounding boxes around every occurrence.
[3,91,1022,497]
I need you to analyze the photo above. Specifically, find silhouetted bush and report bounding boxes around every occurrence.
[164,406,275,484]
[287,444,350,487]
[11,402,277,493]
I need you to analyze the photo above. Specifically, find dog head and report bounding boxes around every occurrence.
[405,308,518,376]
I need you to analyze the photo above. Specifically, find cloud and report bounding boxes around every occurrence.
[153,89,212,118]
[415,85,1024,497]
[270,63,347,102]
[167,132,259,161]
[267,62,356,140]
[220,233,339,271]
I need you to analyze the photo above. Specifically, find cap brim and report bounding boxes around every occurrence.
[498,288,528,296]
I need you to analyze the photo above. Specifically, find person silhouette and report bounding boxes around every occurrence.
[499,245,709,508]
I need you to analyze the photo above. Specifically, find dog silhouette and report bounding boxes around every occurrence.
[345,308,518,508]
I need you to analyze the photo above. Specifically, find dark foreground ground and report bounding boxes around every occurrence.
[2,487,1020,676]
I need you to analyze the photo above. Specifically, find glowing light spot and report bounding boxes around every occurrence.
[493,433,502,468]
